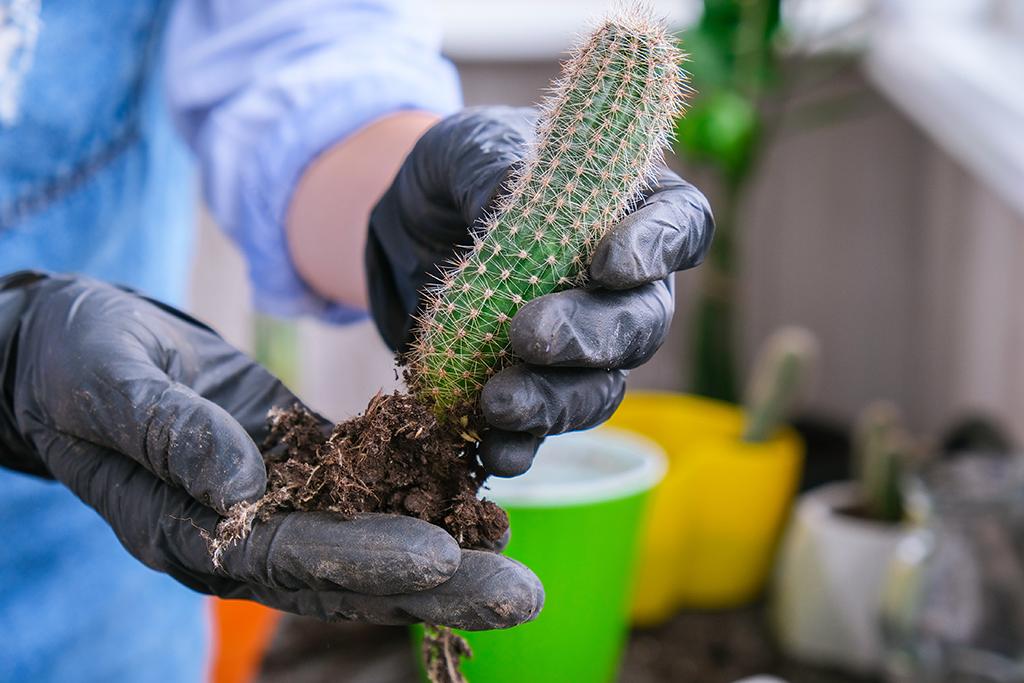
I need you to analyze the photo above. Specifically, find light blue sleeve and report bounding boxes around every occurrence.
[164,0,462,323]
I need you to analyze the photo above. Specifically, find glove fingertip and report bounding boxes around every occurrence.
[187,425,267,513]
[588,216,667,290]
[443,551,545,631]
[479,430,542,477]
[481,370,530,430]
[215,454,268,512]
[508,297,578,366]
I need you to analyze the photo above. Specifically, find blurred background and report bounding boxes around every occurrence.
[185,1,1024,682]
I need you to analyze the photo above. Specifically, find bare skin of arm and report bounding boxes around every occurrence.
[286,111,440,310]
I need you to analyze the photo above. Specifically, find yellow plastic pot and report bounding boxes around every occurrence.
[604,391,803,625]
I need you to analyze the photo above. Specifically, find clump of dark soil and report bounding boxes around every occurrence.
[210,391,508,564]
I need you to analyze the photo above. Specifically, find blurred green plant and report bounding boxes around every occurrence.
[253,314,300,389]
[855,400,911,523]
[741,325,819,443]
[676,0,783,403]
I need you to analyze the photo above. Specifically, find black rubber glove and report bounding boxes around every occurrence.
[0,272,542,629]
[367,106,714,476]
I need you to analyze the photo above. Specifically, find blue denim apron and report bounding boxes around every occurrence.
[0,1,207,681]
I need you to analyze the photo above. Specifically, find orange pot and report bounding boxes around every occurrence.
[209,598,281,683]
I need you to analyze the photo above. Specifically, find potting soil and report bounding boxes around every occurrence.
[212,391,508,559]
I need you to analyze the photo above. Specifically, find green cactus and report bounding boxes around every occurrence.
[856,400,908,523]
[741,326,819,442]
[407,8,687,412]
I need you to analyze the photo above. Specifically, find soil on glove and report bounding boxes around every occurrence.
[212,391,508,562]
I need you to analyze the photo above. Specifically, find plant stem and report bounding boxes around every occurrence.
[423,624,471,683]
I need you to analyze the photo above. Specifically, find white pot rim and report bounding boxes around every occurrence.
[799,481,907,537]
[481,427,667,508]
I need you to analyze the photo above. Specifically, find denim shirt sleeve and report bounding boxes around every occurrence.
[164,0,462,323]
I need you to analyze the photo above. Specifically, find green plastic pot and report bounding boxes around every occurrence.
[414,427,666,682]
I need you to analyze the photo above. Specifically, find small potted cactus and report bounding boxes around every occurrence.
[607,326,817,621]
[772,400,914,674]
[741,326,820,444]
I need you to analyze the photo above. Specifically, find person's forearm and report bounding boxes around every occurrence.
[286,111,440,310]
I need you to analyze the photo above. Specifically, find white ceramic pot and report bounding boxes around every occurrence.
[771,481,908,674]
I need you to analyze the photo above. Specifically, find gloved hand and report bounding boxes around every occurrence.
[367,106,714,476]
[0,272,542,629]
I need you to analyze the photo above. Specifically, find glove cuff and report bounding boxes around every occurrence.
[0,270,54,478]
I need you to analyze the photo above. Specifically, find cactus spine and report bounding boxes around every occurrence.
[408,9,687,411]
